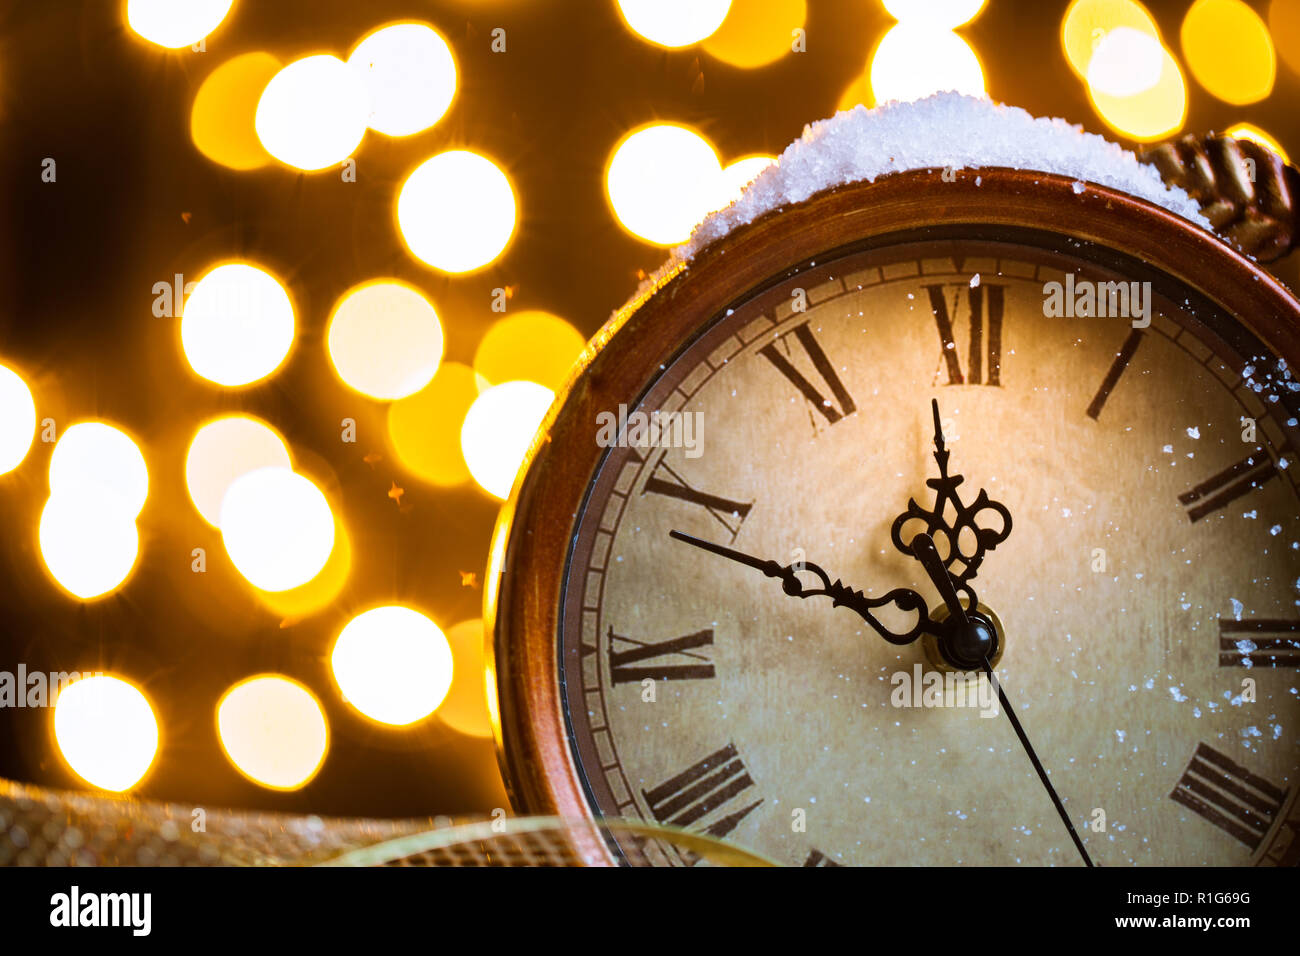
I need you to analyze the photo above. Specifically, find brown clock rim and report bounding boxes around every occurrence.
[483,166,1300,864]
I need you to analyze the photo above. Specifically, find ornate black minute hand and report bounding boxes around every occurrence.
[668,530,942,646]
[890,398,1011,612]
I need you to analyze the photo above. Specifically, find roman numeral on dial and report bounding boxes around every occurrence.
[926,282,1005,386]
[1219,619,1300,668]
[1178,451,1278,522]
[643,743,762,840]
[642,453,752,540]
[608,626,715,683]
[1170,742,1288,850]
[802,849,844,867]
[758,322,856,423]
[1086,328,1144,420]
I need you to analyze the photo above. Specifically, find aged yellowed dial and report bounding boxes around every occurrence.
[557,238,1300,866]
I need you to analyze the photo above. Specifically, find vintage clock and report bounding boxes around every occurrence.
[487,128,1300,866]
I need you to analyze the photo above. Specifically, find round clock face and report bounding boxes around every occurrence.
[554,232,1300,866]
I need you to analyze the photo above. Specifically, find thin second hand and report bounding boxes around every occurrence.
[981,657,1095,868]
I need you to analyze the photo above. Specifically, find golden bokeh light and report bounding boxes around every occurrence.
[255,54,370,171]
[0,362,36,476]
[331,606,453,726]
[606,124,724,246]
[1062,0,1160,78]
[1271,0,1300,75]
[39,488,140,600]
[54,675,158,792]
[397,150,517,273]
[327,281,444,400]
[252,515,352,619]
[348,22,456,137]
[617,0,731,48]
[1086,25,1164,96]
[718,155,777,209]
[126,0,233,48]
[217,675,328,790]
[883,0,985,28]
[219,467,335,592]
[461,380,554,500]
[1226,122,1291,164]
[181,263,295,388]
[49,422,149,518]
[473,311,585,392]
[1060,0,1164,79]
[387,362,481,487]
[185,416,291,527]
[871,23,986,104]
[1088,46,1187,142]
[702,0,805,69]
[190,51,282,171]
[1180,0,1276,105]
[438,619,493,738]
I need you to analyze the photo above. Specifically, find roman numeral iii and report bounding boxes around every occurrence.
[1170,742,1287,850]
[1219,619,1300,668]
[758,322,856,423]
[607,626,715,683]
[643,743,762,840]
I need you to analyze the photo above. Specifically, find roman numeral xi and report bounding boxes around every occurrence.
[1170,742,1287,850]
[758,322,856,424]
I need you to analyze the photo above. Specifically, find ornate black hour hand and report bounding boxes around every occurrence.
[890,398,1012,608]
[669,530,941,645]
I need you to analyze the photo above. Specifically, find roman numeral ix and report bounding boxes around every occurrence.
[608,626,715,683]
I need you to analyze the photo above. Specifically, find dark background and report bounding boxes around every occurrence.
[0,0,1295,817]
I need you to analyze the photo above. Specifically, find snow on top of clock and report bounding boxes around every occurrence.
[678,93,1212,262]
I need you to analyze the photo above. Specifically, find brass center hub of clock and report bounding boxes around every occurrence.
[924,603,1006,673]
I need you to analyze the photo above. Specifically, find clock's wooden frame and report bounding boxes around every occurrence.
[484,167,1300,865]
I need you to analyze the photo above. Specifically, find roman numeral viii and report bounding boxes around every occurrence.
[643,743,762,840]
[608,626,715,683]
[1219,619,1300,668]
[802,849,844,867]
[758,322,856,424]
[1170,742,1287,850]
[1178,451,1277,522]
[926,282,1005,386]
